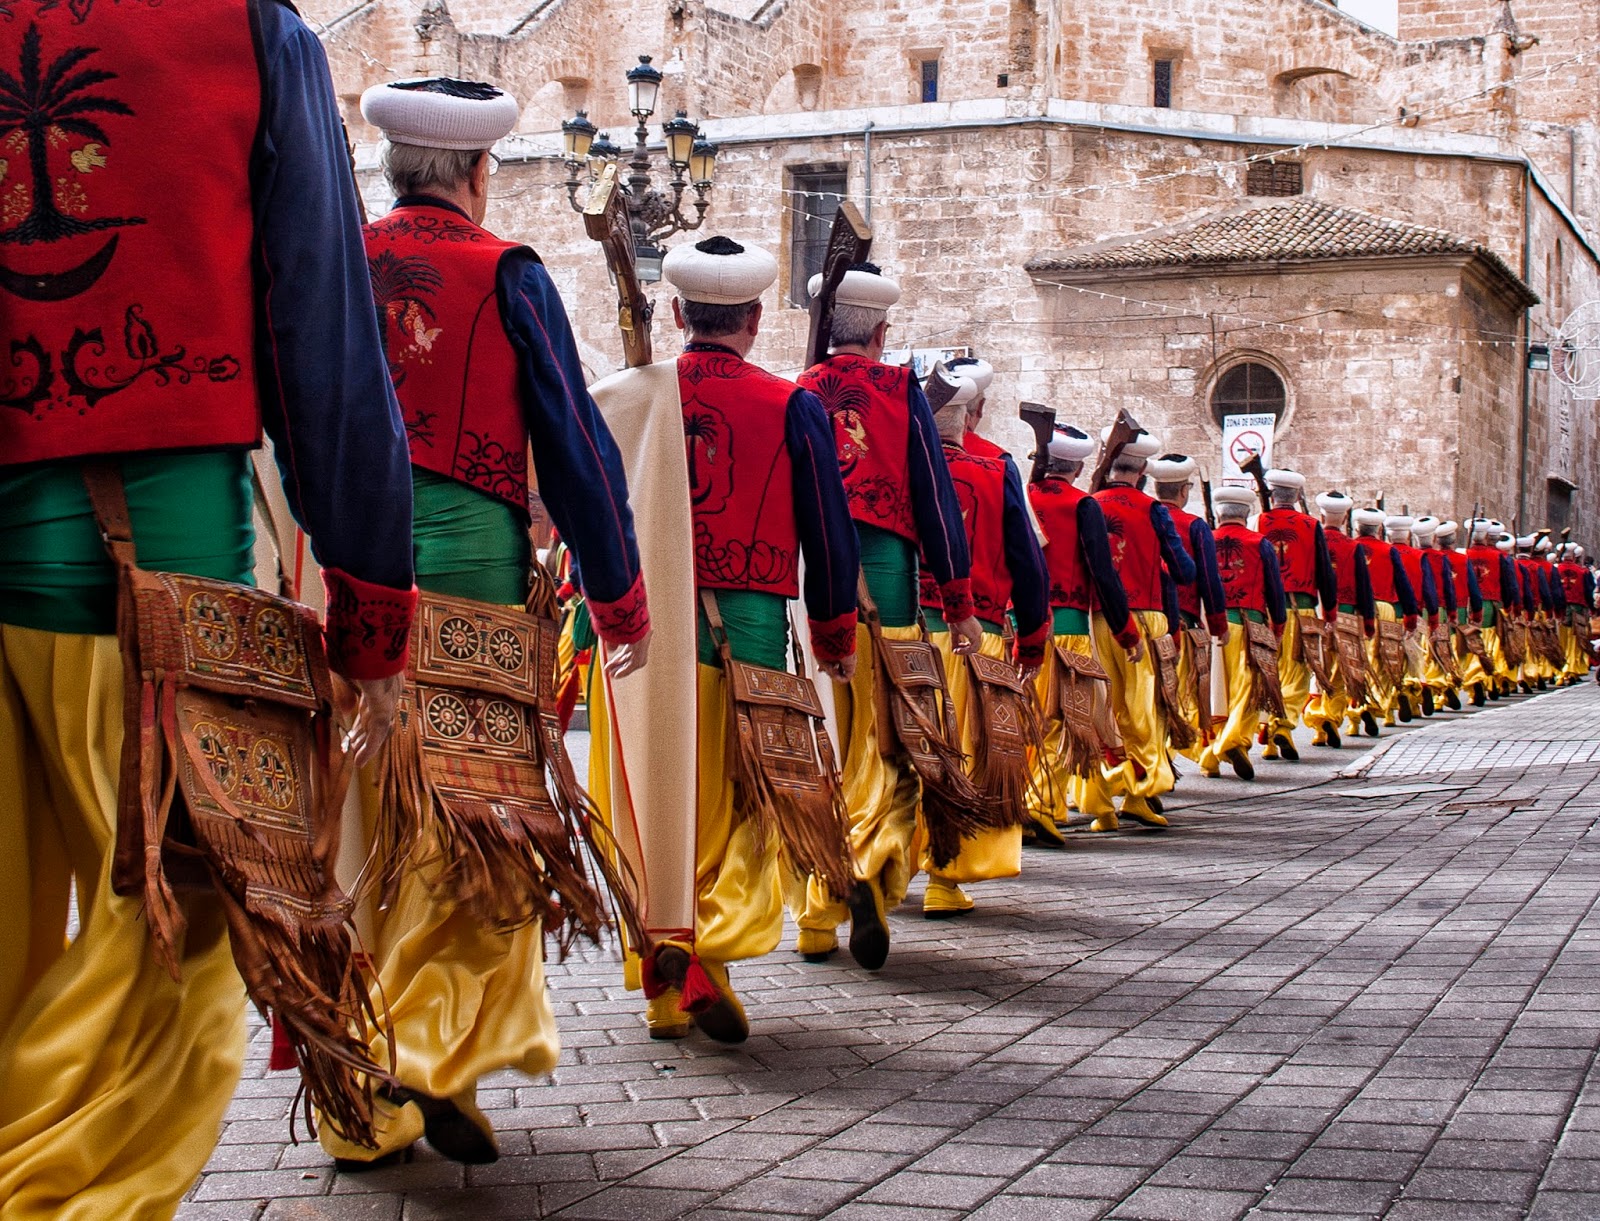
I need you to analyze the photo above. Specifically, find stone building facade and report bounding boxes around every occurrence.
[309,0,1600,534]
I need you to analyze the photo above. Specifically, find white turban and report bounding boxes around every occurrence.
[362,78,520,150]
[806,266,900,310]
[664,236,778,305]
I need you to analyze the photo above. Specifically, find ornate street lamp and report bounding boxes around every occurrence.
[563,54,718,282]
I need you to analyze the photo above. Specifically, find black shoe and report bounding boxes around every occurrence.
[384,1089,498,1166]
[846,881,890,971]
[1520,681,1532,693]
[1472,683,1486,707]
[1538,677,1549,691]
[1361,710,1380,738]
[800,946,836,964]
[1422,689,1435,717]
[1148,795,1164,816]
[1445,689,1461,711]
[335,1147,414,1173]
[1224,746,1255,781]
[1397,694,1413,723]
[1272,733,1300,762]
[1027,813,1067,849]
[1322,724,1342,750]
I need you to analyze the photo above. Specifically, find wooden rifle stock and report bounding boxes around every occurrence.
[583,165,653,369]
[1238,452,1272,513]
[1019,402,1055,485]
[1200,478,1216,529]
[924,360,962,414]
[1088,408,1141,494]
[805,201,872,369]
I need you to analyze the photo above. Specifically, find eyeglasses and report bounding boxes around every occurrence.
[486,152,502,176]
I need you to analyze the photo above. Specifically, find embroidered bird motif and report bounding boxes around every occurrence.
[70,143,107,174]
[408,311,442,352]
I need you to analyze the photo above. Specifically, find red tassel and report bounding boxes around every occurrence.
[268,1014,299,1072]
[640,948,666,999]
[679,955,721,1015]
[556,667,581,733]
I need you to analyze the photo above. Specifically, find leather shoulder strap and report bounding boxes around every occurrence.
[81,462,138,570]
[249,451,297,599]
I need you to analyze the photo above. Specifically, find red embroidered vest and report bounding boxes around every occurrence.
[1213,522,1268,615]
[965,431,1005,460]
[0,2,261,466]
[1326,529,1361,606]
[364,204,526,508]
[797,354,915,540]
[1394,543,1428,607]
[1094,485,1164,612]
[924,444,1008,622]
[1560,561,1588,604]
[678,347,800,598]
[1165,504,1204,619]
[1259,509,1319,596]
[1517,558,1542,610]
[1468,546,1504,603]
[1356,537,1399,604]
[1434,551,1465,608]
[1029,476,1089,610]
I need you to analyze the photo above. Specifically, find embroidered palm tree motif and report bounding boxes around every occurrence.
[367,248,444,407]
[808,370,871,477]
[683,400,731,511]
[1215,534,1248,601]
[0,24,145,250]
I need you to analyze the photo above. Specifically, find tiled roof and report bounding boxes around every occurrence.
[1027,198,1535,303]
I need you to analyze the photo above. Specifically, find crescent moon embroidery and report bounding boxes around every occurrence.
[0,233,118,301]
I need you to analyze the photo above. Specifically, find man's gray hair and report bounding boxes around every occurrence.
[933,398,968,443]
[1270,487,1298,507]
[1052,459,1085,479]
[1154,480,1190,503]
[1217,501,1251,521]
[1357,521,1382,537]
[381,140,484,198]
[829,302,886,349]
[1110,454,1146,475]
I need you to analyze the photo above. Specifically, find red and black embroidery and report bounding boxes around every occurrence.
[1214,524,1268,615]
[808,611,857,664]
[0,6,261,464]
[587,573,650,645]
[796,354,916,541]
[322,567,418,680]
[1030,478,1091,610]
[364,204,529,509]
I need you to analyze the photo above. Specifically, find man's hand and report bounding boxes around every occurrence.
[821,653,858,683]
[1125,636,1145,665]
[949,615,984,655]
[604,629,652,679]
[1020,663,1041,686]
[339,672,405,767]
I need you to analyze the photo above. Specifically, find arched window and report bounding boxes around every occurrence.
[1210,361,1286,427]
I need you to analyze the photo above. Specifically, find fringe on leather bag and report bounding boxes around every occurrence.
[1184,626,1214,733]
[965,649,1046,830]
[372,568,648,959]
[702,590,855,903]
[1049,643,1121,780]
[83,464,389,1149]
[1245,617,1288,719]
[1150,632,1197,750]
[1334,616,1370,707]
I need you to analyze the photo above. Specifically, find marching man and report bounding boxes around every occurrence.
[1305,491,1377,748]
[1257,468,1337,760]
[1351,506,1420,734]
[1198,486,1287,780]
[1025,425,1143,836]
[1386,512,1437,721]
[1465,520,1519,699]
[589,236,859,1042]
[791,262,979,968]
[1084,428,1195,828]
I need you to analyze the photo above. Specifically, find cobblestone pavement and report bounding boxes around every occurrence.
[179,681,1600,1221]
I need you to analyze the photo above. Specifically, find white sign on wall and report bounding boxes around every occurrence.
[882,346,971,380]
[1220,413,1276,486]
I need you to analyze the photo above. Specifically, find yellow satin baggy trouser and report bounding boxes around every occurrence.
[1199,620,1260,773]
[792,623,924,934]
[1304,644,1350,743]
[317,772,560,1163]
[1173,627,1210,764]
[1563,621,1590,681]
[1268,609,1313,744]
[586,660,784,970]
[918,630,1021,885]
[1352,602,1399,730]
[0,626,247,1221]
[1454,621,1490,693]
[1076,610,1171,819]
[1025,632,1094,825]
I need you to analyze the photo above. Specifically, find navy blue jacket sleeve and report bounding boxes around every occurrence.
[1551,568,1567,613]
[905,378,971,590]
[1539,568,1556,613]
[1392,550,1419,619]
[1188,519,1227,628]
[1077,497,1133,642]
[1437,555,1458,616]
[1160,569,1181,632]
[1354,546,1376,624]
[1152,504,1196,586]
[1000,458,1049,643]
[787,389,860,650]
[1260,540,1287,627]
[1312,523,1338,614]
[499,252,645,633]
[1501,557,1522,613]
[1465,555,1483,617]
[252,2,413,593]
[1419,554,1439,617]
[1586,572,1596,609]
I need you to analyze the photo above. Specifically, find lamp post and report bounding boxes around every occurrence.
[563,54,718,282]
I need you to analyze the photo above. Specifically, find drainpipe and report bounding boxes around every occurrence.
[862,120,874,224]
[1518,165,1532,525]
